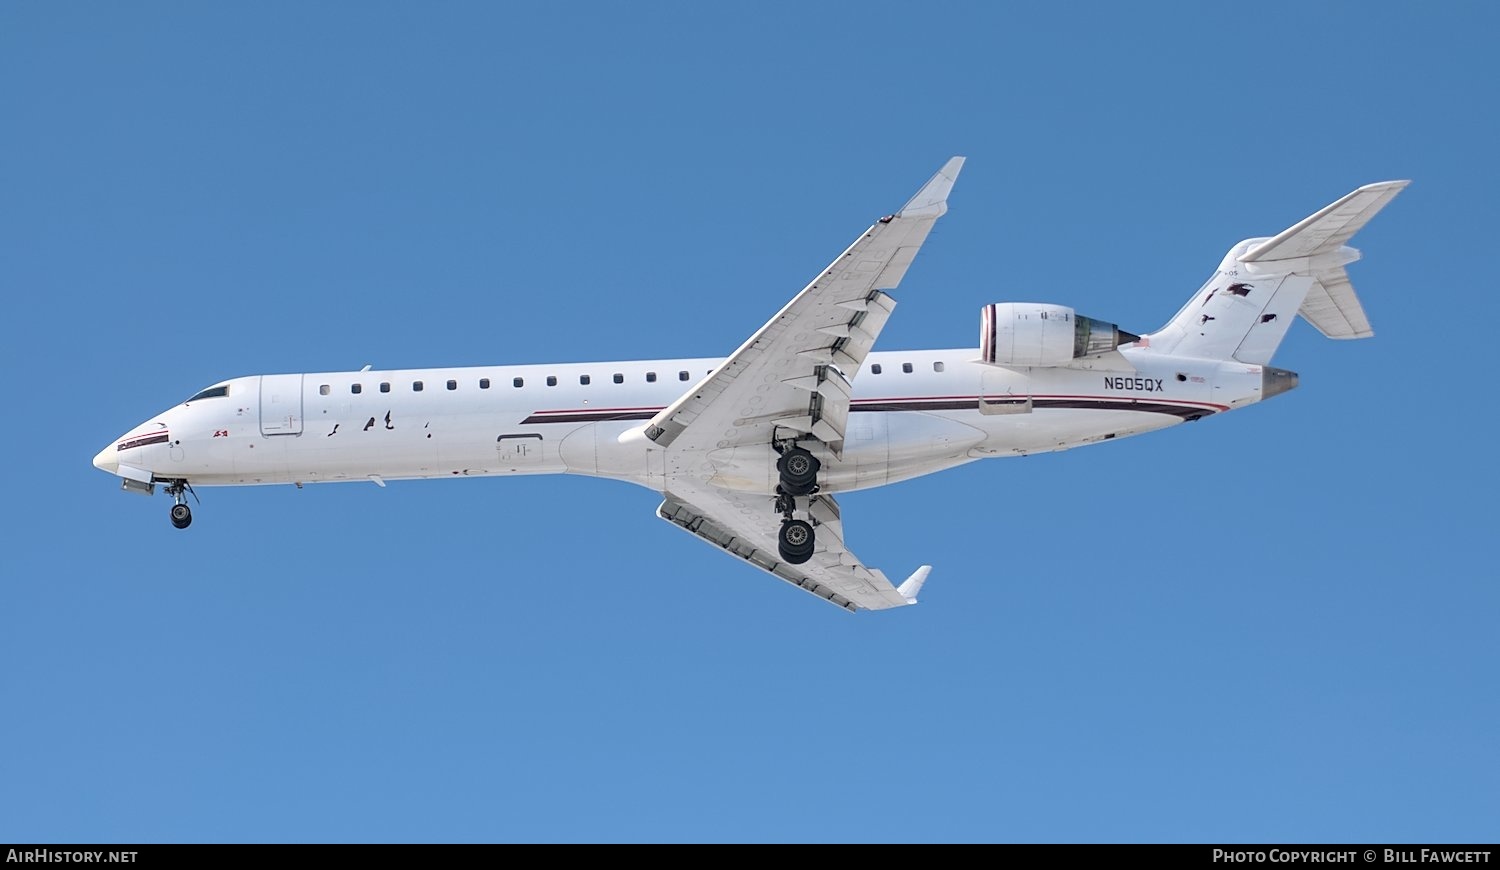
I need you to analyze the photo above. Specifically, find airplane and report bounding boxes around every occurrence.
[92,159,1407,612]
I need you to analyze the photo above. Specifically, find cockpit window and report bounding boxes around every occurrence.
[187,385,229,402]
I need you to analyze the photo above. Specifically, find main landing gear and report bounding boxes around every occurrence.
[778,517,815,564]
[774,442,822,564]
[165,480,195,529]
[776,446,820,495]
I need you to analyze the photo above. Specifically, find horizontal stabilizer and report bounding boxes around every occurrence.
[1242,180,1408,263]
[1300,267,1374,339]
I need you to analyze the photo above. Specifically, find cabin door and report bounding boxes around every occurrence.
[260,374,304,435]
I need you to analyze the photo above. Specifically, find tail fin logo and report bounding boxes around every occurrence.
[1202,282,1255,307]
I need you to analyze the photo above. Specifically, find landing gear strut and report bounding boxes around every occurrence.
[165,480,194,529]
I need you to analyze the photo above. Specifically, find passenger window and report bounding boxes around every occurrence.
[646,372,657,383]
[351,384,362,394]
[513,377,524,388]
[546,376,557,386]
[679,371,690,381]
[380,382,391,393]
[580,375,591,385]
[319,385,330,396]
[871,364,882,375]
[413,381,424,392]
[447,380,457,391]
[479,378,490,389]
[933,361,945,372]
[613,373,624,384]
[902,363,913,373]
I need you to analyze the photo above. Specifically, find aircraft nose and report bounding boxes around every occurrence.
[93,444,120,474]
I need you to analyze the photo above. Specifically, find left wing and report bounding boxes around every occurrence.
[644,159,962,612]
[657,485,929,612]
[644,157,965,456]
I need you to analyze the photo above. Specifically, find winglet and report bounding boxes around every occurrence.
[897,157,966,219]
[897,565,932,604]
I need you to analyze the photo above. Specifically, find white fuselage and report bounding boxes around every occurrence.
[87,166,1397,612]
[95,347,1271,496]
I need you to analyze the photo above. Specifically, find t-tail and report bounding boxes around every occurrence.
[1145,181,1409,378]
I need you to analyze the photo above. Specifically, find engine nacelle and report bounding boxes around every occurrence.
[980,303,1138,367]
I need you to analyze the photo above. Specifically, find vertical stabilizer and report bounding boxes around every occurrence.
[1146,182,1407,363]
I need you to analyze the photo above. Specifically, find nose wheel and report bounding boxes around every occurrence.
[165,480,196,530]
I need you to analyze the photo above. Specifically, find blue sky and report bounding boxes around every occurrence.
[3,1,1497,843]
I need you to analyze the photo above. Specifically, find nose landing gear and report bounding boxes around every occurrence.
[165,480,196,529]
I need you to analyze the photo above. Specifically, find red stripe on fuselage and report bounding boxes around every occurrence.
[516,394,1228,424]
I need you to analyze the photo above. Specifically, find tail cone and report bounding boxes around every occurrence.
[1262,367,1299,399]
